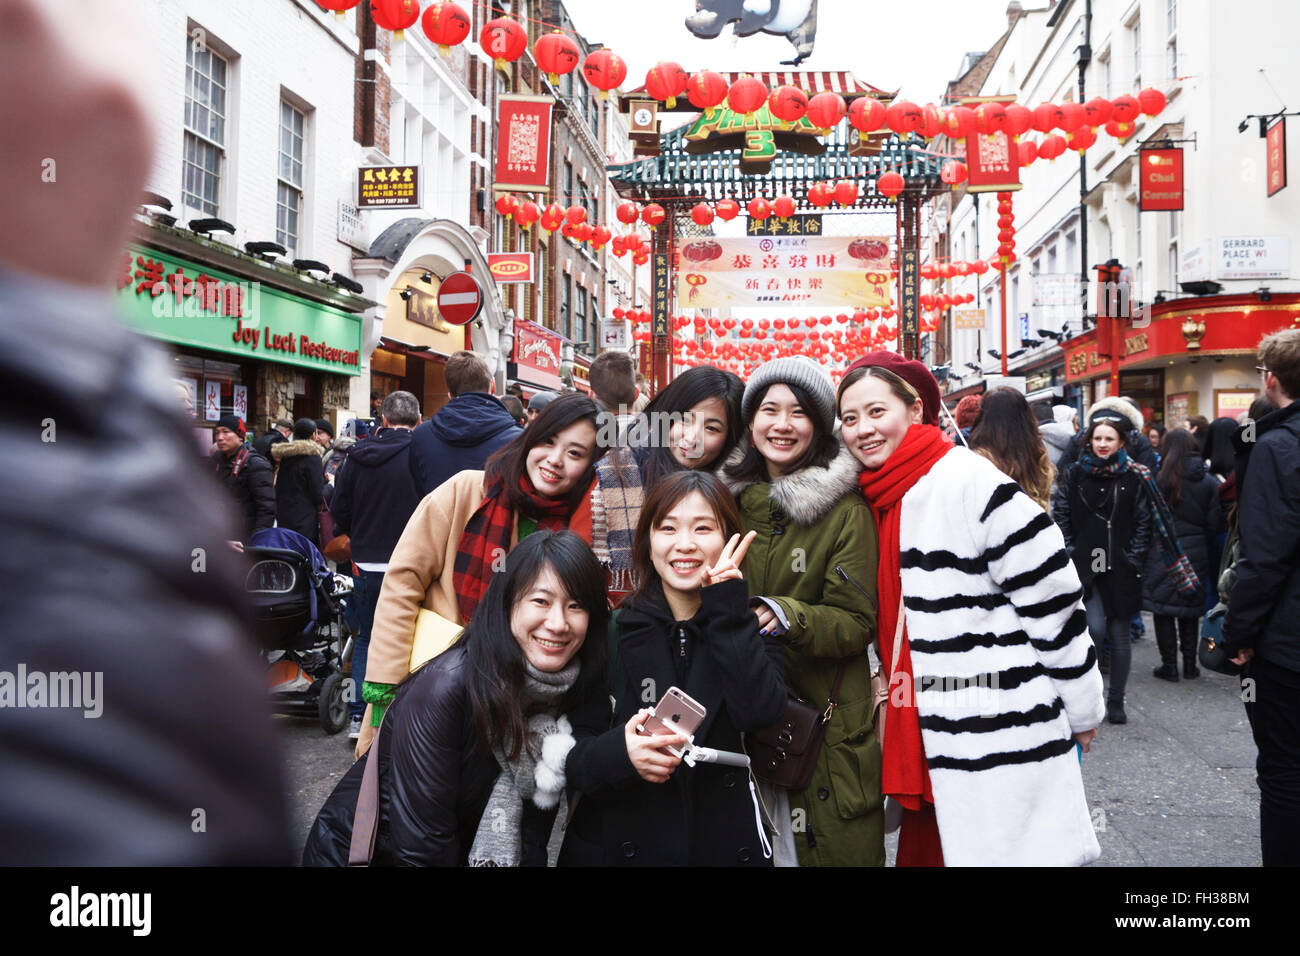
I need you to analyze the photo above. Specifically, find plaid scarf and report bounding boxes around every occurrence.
[590,447,643,599]
[454,475,575,623]
[1080,449,1200,595]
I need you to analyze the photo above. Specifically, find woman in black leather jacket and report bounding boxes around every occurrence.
[560,471,788,866]
[1053,410,1154,725]
[302,531,609,866]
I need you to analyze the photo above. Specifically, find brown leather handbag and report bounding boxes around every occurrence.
[750,662,848,791]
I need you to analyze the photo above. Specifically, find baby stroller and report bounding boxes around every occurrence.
[245,528,354,734]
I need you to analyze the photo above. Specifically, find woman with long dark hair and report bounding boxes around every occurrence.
[560,471,787,866]
[633,365,746,488]
[303,531,609,866]
[355,393,605,756]
[968,386,1056,511]
[719,356,881,867]
[1144,428,1226,679]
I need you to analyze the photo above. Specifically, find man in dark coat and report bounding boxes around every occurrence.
[271,418,325,546]
[253,417,292,458]
[211,413,276,544]
[408,350,521,496]
[1222,329,1300,866]
[330,391,424,739]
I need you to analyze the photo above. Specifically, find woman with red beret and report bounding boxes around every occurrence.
[836,352,1104,866]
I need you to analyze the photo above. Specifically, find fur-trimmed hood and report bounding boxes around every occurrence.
[717,438,863,526]
[271,439,323,461]
[1087,396,1144,433]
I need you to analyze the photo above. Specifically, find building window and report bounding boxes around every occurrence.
[563,161,574,203]
[183,39,228,215]
[1098,47,1111,99]
[1168,210,1180,289]
[560,274,571,338]
[1166,0,1178,80]
[1130,16,1141,89]
[576,283,588,346]
[277,100,305,255]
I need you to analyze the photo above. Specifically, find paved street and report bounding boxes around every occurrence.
[283,610,1262,866]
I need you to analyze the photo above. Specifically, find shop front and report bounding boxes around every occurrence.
[1062,293,1300,426]
[508,318,565,399]
[370,267,470,418]
[116,238,367,449]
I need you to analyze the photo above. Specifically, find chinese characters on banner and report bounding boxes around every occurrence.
[677,236,892,308]
[495,95,554,192]
[358,165,420,209]
[1139,148,1184,211]
[746,214,824,236]
[487,252,535,284]
[204,381,222,422]
[964,130,1022,193]
[1267,118,1287,197]
[953,308,986,330]
[653,253,670,336]
[232,385,248,423]
[899,248,919,334]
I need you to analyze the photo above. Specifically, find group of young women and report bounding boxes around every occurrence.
[304,354,1107,867]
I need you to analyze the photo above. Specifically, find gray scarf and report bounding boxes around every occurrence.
[467,659,579,867]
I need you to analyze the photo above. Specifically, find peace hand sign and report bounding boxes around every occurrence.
[701,530,757,587]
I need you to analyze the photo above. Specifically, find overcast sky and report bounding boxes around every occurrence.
[560,0,1035,104]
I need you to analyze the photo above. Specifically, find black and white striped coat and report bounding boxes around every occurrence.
[898,447,1105,865]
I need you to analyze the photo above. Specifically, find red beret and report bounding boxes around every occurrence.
[841,351,943,426]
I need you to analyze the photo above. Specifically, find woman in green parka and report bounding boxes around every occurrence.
[719,356,882,866]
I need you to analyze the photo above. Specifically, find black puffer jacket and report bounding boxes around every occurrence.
[271,439,324,546]
[559,578,787,867]
[1142,458,1224,616]
[211,443,276,539]
[302,645,555,866]
[1223,401,1300,671]
[1,269,290,864]
[1053,454,1154,618]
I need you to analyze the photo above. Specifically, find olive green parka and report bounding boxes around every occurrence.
[721,441,883,866]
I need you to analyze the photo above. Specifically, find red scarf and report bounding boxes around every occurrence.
[453,474,576,623]
[857,423,952,810]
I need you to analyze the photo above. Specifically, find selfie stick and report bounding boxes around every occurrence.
[681,744,751,769]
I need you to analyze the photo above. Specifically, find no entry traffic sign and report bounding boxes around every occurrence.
[436,271,484,325]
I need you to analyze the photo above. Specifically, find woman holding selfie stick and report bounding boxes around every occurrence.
[560,471,787,866]
[839,352,1103,866]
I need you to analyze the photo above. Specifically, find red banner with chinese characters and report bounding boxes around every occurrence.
[965,131,1021,193]
[494,95,553,192]
[488,252,535,284]
[1268,118,1287,197]
[676,236,891,308]
[510,318,563,390]
[1140,148,1183,210]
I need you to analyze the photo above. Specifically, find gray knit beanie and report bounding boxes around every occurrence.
[741,356,836,432]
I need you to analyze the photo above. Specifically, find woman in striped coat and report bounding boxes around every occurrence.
[837,353,1105,866]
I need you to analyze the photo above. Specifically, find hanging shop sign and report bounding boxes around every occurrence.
[495,95,554,192]
[953,308,986,330]
[746,214,823,236]
[404,286,454,334]
[682,103,824,175]
[964,130,1021,193]
[1267,118,1287,197]
[1216,236,1290,280]
[600,318,631,350]
[653,251,671,336]
[358,164,421,209]
[1139,148,1184,211]
[488,252,535,284]
[509,318,564,391]
[116,244,362,375]
[677,235,891,308]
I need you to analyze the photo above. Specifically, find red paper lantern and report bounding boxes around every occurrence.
[885,100,923,134]
[807,182,832,207]
[918,103,945,139]
[1004,103,1034,137]
[972,259,989,275]
[687,70,730,116]
[419,2,469,54]
[848,96,887,133]
[806,92,847,131]
[747,197,772,220]
[645,62,689,109]
[1038,133,1067,160]
[1083,96,1113,128]
[690,202,715,226]
[1068,126,1097,153]
[565,204,587,225]
[943,105,976,139]
[1137,87,1167,116]
[773,194,797,218]
[515,200,540,228]
[480,17,527,69]
[535,31,580,85]
[1017,140,1038,166]
[940,160,968,184]
[316,0,362,19]
[612,307,626,320]
[768,85,809,123]
[715,198,740,221]
[834,181,859,206]
[539,203,565,232]
[876,171,905,199]
[641,203,666,228]
[494,194,518,218]
[1032,103,1064,133]
[633,250,650,266]
[581,49,627,100]
[975,102,1007,134]
[1104,119,1136,141]
[371,0,420,39]
[1110,94,1141,123]
[727,75,768,117]
[616,201,640,225]
[1057,101,1086,132]
[590,225,612,247]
